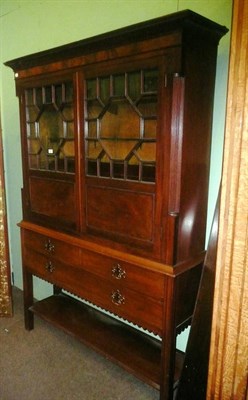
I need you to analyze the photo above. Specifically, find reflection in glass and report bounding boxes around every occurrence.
[85,68,158,183]
[25,81,74,173]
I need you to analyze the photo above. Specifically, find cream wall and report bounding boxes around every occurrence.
[0,0,232,349]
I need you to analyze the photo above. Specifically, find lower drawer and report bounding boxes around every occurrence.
[24,249,163,336]
[80,248,164,299]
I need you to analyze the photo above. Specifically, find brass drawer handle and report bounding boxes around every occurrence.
[112,263,126,280]
[111,290,125,306]
[44,239,55,253]
[45,261,55,273]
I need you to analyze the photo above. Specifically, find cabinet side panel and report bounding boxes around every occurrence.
[177,40,218,262]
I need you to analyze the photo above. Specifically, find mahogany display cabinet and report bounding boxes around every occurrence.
[5,10,227,400]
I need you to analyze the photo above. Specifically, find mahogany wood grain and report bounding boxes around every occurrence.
[86,184,155,243]
[7,10,228,400]
[23,229,81,266]
[24,249,164,335]
[175,39,219,263]
[23,229,165,298]
[29,176,76,224]
[19,220,205,276]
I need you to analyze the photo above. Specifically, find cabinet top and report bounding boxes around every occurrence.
[5,10,228,73]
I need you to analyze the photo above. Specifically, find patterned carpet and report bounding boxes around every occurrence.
[0,287,158,400]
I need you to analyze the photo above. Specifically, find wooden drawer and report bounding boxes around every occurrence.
[23,229,164,300]
[80,248,164,300]
[23,249,163,335]
[23,230,81,267]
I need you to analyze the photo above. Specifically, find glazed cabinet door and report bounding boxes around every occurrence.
[82,59,174,259]
[17,73,80,232]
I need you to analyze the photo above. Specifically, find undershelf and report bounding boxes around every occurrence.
[30,293,184,389]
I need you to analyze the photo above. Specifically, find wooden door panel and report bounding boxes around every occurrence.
[29,176,76,225]
[86,184,155,243]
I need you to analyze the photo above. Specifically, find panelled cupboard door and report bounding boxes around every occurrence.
[83,59,173,259]
[17,57,178,261]
[17,73,80,232]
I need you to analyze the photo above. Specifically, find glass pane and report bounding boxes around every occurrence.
[128,71,140,101]
[144,69,158,92]
[87,100,103,119]
[113,161,124,179]
[65,82,73,102]
[144,119,157,138]
[38,150,47,170]
[88,121,98,138]
[35,87,43,108]
[66,121,74,138]
[47,156,56,171]
[86,79,96,99]
[100,77,110,104]
[100,159,110,177]
[26,105,39,123]
[101,99,140,139]
[113,74,125,96]
[27,122,37,136]
[87,140,103,159]
[136,142,156,162]
[44,86,52,103]
[25,80,74,173]
[142,164,156,182]
[127,155,139,181]
[39,106,62,148]
[28,138,41,155]
[137,96,157,117]
[87,160,97,176]
[29,154,39,169]
[101,139,137,160]
[85,67,158,183]
[55,85,63,107]
[61,104,74,121]
[61,140,75,157]
[25,89,34,105]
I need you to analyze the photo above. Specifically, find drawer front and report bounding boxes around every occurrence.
[23,249,163,335]
[22,230,164,300]
[80,248,164,300]
[23,230,81,267]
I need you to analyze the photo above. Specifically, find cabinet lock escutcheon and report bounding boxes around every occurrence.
[45,261,55,273]
[111,263,126,280]
[44,239,55,253]
[111,290,125,306]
